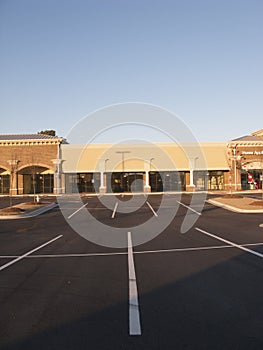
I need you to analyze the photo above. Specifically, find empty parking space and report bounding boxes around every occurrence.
[1,193,263,349]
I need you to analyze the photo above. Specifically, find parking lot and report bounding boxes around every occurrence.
[1,193,263,349]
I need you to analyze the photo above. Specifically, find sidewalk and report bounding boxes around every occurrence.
[0,202,57,220]
[207,195,263,213]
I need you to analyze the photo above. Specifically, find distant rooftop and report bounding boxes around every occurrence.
[231,135,263,142]
[231,128,263,142]
[252,128,263,137]
[0,134,63,141]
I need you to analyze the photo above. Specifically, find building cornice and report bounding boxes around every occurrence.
[0,139,63,146]
[227,141,263,147]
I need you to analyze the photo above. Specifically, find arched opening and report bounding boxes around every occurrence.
[18,166,54,194]
[0,167,10,194]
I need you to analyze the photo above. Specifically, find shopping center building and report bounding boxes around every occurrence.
[0,129,263,195]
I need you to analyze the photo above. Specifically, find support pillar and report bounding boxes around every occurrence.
[52,158,63,195]
[186,158,197,192]
[144,170,151,193]
[9,171,18,195]
[99,171,107,194]
[186,169,196,192]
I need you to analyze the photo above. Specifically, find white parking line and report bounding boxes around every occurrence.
[111,202,118,218]
[177,201,201,216]
[67,202,89,219]
[196,227,263,259]
[127,231,141,336]
[2,242,263,259]
[146,201,158,217]
[0,235,63,272]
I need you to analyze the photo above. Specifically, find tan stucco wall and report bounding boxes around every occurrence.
[61,142,229,173]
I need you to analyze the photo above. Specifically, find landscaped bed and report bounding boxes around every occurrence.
[0,202,49,216]
[209,195,263,211]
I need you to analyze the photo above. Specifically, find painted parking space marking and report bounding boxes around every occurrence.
[134,242,263,255]
[111,202,118,218]
[177,201,202,216]
[2,242,263,260]
[67,202,89,219]
[128,231,141,336]
[146,201,158,217]
[196,227,263,259]
[0,235,63,272]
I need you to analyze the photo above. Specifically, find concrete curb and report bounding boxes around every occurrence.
[0,203,58,220]
[207,199,263,214]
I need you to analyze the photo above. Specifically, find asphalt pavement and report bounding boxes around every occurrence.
[1,193,263,350]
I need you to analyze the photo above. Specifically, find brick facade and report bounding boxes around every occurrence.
[0,135,63,195]
[227,135,263,191]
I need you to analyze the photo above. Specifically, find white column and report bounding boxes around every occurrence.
[99,160,107,194]
[145,170,149,187]
[144,161,151,193]
[100,171,104,188]
[189,169,194,186]
[52,159,62,195]
[186,157,197,192]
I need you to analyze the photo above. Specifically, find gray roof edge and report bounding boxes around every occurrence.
[0,134,64,141]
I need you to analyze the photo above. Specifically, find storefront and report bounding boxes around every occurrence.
[227,130,263,191]
[0,134,64,195]
[106,172,144,193]
[21,174,54,194]
[149,171,186,192]
[194,171,228,191]
[60,141,229,193]
[65,173,101,193]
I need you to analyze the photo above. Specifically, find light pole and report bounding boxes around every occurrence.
[116,151,130,191]
[104,158,109,172]
[150,158,154,171]
[227,144,241,192]
[104,158,109,191]
[189,157,199,187]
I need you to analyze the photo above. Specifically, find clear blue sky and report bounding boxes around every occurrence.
[0,0,262,142]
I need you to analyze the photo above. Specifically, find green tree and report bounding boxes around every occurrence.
[38,130,56,136]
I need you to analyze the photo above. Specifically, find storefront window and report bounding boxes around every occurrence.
[23,174,54,194]
[107,172,144,193]
[0,175,10,194]
[207,171,225,190]
[194,171,226,190]
[150,171,185,192]
[65,174,79,193]
[78,173,100,193]
[241,170,262,190]
[194,171,208,191]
